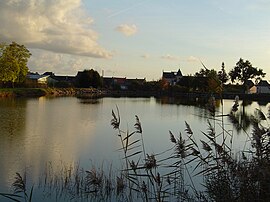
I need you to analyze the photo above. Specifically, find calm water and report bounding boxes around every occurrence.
[0,96,269,200]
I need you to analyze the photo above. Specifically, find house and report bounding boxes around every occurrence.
[249,80,270,94]
[26,74,50,87]
[256,80,270,94]
[42,72,75,87]
[162,69,183,85]
[50,75,75,87]
[103,77,128,90]
[126,78,146,86]
[103,77,146,90]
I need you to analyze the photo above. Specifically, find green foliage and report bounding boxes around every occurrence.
[0,42,31,86]
[75,69,102,88]
[229,58,265,93]
[193,68,222,93]
[194,68,217,78]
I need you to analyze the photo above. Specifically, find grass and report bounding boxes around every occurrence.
[1,96,270,201]
[0,88,47,97]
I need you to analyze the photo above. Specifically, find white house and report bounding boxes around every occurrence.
[26,74,50,87]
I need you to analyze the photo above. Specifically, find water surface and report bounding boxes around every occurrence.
[0,96,268,200]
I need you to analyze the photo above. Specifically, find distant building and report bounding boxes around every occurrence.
[26,74,50,87]
[103,77,146,90]
[41,72,75,87]
[249,80,270,94]
[162,69,183,85]
[103,77,127,90]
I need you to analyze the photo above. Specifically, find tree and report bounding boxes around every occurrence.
[0,42,31,86]
[75,69,102,88]
[229,58,265,93]
[218,62,229,84]
[194,68,221,93]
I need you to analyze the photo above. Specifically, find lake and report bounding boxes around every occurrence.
[0,96,268,201]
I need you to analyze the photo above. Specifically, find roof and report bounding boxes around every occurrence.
[27,74,49,80]
[257,80,270,87]
[127,78,146,82]
[51,75,75,82]
[246,80,254,88]
[163,72,175,79]
[43,72,55,76]
[162,69,182,79]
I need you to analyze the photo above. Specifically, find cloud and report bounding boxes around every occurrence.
[28,49,90,75]
[0,0,112,58]
[161,54,179,61]
[141,54,150,59]
[186,56,200,62]
[116,24,138,36]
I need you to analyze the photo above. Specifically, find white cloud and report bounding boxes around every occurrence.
[116,24,138,36]
[0,0,112,58]
[161,54,179,60]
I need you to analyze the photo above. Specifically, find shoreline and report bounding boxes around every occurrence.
[1,88,270,103]
[0,88,104,98]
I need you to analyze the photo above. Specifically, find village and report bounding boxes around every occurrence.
[25,68,270,95]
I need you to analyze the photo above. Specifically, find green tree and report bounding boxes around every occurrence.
[75,69,102,88]
[218,62,229,84]
[229,58,265,93]
[0,42,31,86]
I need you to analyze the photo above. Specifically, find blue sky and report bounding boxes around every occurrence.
[1,0,270,81]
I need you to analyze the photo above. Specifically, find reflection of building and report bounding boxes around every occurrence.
[250,80,270,94]
[162,69,182,85]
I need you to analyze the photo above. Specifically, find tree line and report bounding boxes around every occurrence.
[171,59,265,94]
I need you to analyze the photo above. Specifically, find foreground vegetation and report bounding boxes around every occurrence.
[1,96,270,202]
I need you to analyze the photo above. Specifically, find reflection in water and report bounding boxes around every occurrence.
[156,96,208,106]
[0,98,26,138]
[0,98,27,192]
[0,97,101,194]
[78,98,100,104]
[228,99,253,132]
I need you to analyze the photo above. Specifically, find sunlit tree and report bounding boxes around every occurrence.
[0,42,31,87]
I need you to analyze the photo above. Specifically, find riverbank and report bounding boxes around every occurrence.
[0,88,104,98]
[1,88,270,103]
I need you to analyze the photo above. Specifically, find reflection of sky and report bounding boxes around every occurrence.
[0,97,269,195]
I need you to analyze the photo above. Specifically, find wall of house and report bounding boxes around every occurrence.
[249,86,257,94]
[257,86,270,94]
[37,77,48,84]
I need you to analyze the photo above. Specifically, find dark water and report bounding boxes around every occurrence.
[0,96,268,201]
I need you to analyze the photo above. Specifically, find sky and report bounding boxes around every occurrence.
[0,0,270,81]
